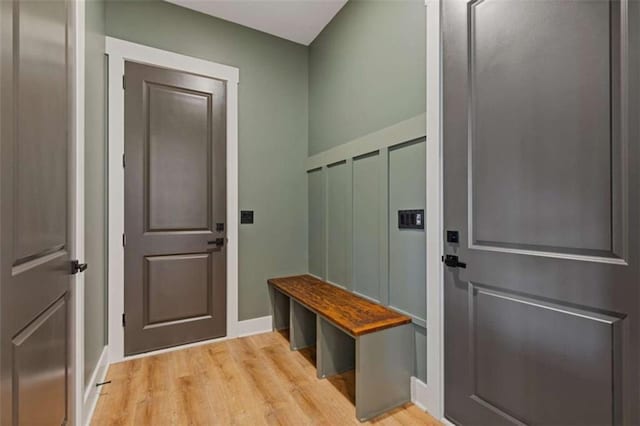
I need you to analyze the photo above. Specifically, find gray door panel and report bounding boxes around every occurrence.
[1,0,73,424]
[13,297,69,426]
[145,254,212,325]
[443,0,639,424]
[124,62,227,355]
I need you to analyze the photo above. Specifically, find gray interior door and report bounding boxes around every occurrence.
[442,0,639,424]
[124,61,227,355]
[0,0,73,424]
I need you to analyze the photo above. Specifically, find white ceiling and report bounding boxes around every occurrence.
[165,0,348,46]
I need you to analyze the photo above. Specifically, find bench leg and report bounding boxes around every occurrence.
[316,317,355,379]
[269,286,290,331]
[289,299,316,351]
[355,324,413,422]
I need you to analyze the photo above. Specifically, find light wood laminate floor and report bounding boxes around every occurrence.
[91,331,440,425]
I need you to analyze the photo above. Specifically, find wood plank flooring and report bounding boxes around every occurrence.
[91,331,440,425]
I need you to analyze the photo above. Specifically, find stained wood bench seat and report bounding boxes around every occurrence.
[267,274,414,422]
[267,274,411,336]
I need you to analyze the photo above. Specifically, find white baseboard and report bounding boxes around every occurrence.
[235,315,272,337]
[83,346,110,426]
[122,335,228,361]
[412,377,453,425]
[120,315,274,362]
[410,376,429,412]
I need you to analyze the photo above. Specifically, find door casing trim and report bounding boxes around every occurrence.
[105,37,240,363]
[425,0,445,421]
[72,0,85,424]
[82,345,109,425]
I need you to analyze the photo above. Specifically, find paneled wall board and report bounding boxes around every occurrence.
[327,161,351,288]
[353,152,382,301]
[307,137,427,378]
[414,324,427,382]
[377,149,390,306]
[389,140,426,322]
[308,168,325,278]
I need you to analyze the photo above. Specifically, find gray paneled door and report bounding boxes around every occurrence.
[443,0,639,425]
[1,0,73,424]
[124,62,227,355]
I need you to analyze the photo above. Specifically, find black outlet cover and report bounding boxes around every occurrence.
[240,210,254,224]
[398,209,424,230]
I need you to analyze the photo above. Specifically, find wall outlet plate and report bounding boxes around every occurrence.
[398,209,424,230]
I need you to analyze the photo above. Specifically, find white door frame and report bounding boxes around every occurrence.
[106,37,240,363]
[425,0,445,421]
[71,0,85,424]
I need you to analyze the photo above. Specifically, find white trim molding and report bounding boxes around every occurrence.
[425,0,444,420]
[306,113,426,171]
[72,1,85,424]
[235,315,273,337]
[410,377,430,412]
[111,316,272,362]
[441,417,456,426]
[83,346,109,426]
[106,37,240,363]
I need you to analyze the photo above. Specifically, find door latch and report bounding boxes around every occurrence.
[442,254,466,269]
[70,260,88,275]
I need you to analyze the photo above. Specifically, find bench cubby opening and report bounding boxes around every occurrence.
[317,317,355,379]
[290,299,317,351]
[268,275,414,422]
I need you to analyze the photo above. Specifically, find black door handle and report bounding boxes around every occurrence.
[208,238,225,247]
[443,254,466,269]
[70,260,88,274]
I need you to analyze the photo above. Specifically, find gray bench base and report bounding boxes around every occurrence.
[355,323,412,421]
[269,286,413,422]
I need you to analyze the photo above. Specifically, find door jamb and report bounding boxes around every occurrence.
[105,37,240,363]
[425,0,445,421]
[71,1,85,424]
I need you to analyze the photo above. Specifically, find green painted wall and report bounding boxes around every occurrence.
[308,0,426,155]
[85,0,107,387]
[389,140,426,322]
[326,161,351,287]
[105,0,309,320]
[306,0,427,380]
[353,152,382,300]
[307,169,325,278]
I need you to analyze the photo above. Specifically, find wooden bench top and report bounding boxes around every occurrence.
[267,275,412,336]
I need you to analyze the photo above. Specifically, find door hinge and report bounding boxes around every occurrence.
[122,233,126,247]
[122,74,126,89]
[122,313,126,327]
[122,153,125,168]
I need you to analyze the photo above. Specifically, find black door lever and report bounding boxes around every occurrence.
[70,260,88,275]
[443,254,466,269]
[208,238,225,247]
